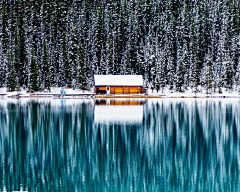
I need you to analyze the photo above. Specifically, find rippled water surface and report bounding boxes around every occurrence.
[1,98,240,191]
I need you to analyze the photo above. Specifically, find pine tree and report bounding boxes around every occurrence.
[216,0,232,92]
[155,44,166,93]
[0,30,7,87]
[77,43,87,89]
[176,41,188,92]
[62,31,70,86]
[188,0,201,92]
[200,50,213,94]
[165,0,177,91]
[42,39,50,91]
[235,57,240,92]
[223,51,234,90]
[29,48,40,91]
[1,0,240,91]
[0,1,10,87]
[6,50,17,91]
[16,0,27,86]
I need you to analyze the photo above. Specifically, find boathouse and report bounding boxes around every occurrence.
[94,75,144,94]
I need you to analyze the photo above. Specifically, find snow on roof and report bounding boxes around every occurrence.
[94,75,143,86]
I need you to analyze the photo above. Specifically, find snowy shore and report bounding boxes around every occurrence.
[1,87,240,99]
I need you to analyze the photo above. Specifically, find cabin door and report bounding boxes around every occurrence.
[106,87,110,94]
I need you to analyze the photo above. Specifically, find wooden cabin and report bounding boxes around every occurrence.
[94,75,144,94]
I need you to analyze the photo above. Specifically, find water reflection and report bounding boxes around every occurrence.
[0,98,240,191]
[95,99,145,106]
[95,99,144,124]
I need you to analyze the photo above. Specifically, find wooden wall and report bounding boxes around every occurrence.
[95,86,143,94]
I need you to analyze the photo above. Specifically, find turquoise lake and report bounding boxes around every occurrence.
[0,98,240,191]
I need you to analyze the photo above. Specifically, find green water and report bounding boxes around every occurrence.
[0,98,240,191]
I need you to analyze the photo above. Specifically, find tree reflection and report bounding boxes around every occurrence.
[0,99,240,191]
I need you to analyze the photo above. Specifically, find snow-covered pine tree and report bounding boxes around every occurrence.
[176,41,188,92]
[228,0,239,72]
[200,49,213,94]
[235,56,240,92]
[222,51,234,90]
[121,1,132,75]
[154,42,166,93]
[42,38,50,91]
[68,4,80,88]
[0,0,240,91]
[16,0,27,87]
[103,3,113,75]
[6,50,17,91]
[87,10,98,84]
[62,31,70,86]
[0,1,8,87]
[218,0,233,91]
[77,42,87,89]
[29,48,40,91]
[188,0,201,92]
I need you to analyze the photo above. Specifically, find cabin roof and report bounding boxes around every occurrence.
[94,75,143,86]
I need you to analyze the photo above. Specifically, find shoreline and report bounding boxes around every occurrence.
[1,87,240,99]
[1,93,240,99]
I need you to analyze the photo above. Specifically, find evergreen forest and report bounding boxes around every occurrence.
[1,0,240,93]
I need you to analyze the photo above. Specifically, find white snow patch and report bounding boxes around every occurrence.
[147,86,240,98]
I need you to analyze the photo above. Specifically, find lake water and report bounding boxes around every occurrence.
[0,98,240,191]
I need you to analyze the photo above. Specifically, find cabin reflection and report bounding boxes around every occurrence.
[95,99,144,106]
[94,99,144,124]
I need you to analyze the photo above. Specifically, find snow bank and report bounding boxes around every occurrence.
[147,86,240,98]
[1,86,240,98]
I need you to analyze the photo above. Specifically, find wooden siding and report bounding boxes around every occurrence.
[98,87,107,90]
[95,86,143,94]
[130,87,138,94]
[115,87,123,94]
[110,87,115,94]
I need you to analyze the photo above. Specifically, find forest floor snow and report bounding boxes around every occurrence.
[148,87,240,98]
[0,87,240,98]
